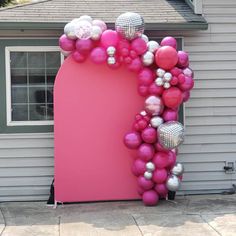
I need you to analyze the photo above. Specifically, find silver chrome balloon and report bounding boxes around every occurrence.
[64,22,77,39]
[171,162,184,176]
[141,34,149,43]
[156,68,166,78]
[146,162,155,172]
[163,82,171,89]
[106,46,116,56]
[107,56,116,65]
[144,171,153,180]
[155,77,164,86]
[115,12,145,40]
[158,121,185,149]
[166,175,181,191]
[90,25,102,40]
[163,72,172,82]
[147,40,160,53]
[145,95,164,116]
[142,51,154,66]
[150,116,163,128]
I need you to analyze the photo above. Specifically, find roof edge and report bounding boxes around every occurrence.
[0,21,208,31]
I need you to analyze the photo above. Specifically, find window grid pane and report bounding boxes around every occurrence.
[10,51,60,122]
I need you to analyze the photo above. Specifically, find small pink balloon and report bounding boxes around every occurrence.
[183,67,194,78]
[90,47,107,64]
[142,190,159,206]
[72,51,86,63]
[178,76,194,91]
[153,152,169,169]
[59,34,76,51]
[170,76,178,86]
[177,51,189,68]
[182,90,190,102]
[170,67,182,77]
[129,50,138,59]
[132,159,146,176]
[138,68,154,86]
[124,132,142,149]
[137,144,155,162]
[141,127,157,144]
[178,73,186,84]
[138,176,154,190]
[155,142,169,153]
[76,39,93,55]
[161,36,177,49]
[154,184,168,198]
[128,57,143,72]
[100,30,119,48]
[137,85,149,97]
[131,37,147,55]
[117,39,130,55]
[137,186,145,195]
[167,150,177,169]
[152,169,168,184]
[145,95,164,116]
[162,108,178,122]
[92,19,107,32]
[148,83,164,96]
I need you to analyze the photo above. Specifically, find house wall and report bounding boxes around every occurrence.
[0,0,236,201]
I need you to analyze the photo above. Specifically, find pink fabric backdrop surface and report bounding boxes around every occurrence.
[54,56,144,202]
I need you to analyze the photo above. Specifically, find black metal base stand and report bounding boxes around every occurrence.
[168,191,176,200]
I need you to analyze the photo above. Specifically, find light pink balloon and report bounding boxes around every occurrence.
[141,127,157,144]
[161,36,177,49]
[90,47,107,64]
[162,108,178,122]
[124,131,142,149]
[138,68,154,86]
[177,51,189,68]
[142,190,159,206]
[59,34,76,51]
[154,184,168,198]
[72,51,86,63]
[152,169,168,184]
[183,67,194,78]
[138,176,154,190]
[92,19,107,32]
[76,39,93,55]
[137,144,155,162]
[145,95,164,116]
[132,159,146,176]
[100,30,119,48]
[131,38,147,55]
[153,152,169,169]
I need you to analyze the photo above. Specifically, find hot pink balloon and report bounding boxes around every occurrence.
[131,37,147,55]
[161,36,177,49]
[132,159,146,176]
[178,73,186,84]
[117,39,130,56]
[76,39,93,55]
[141,127,157,144]
[142,190,159,206]
[152,169,168,184]
[90,47,107,64]
[100,30,119,48]
[137,144,155,162]
[59,34,76,51]
[124,132,142,149]
[138,176,154,190]
[167,150,177,169]
[183,91,190,102]
[129,50,138,59]
[162,108,178,122]
[138,68,154,86]
[148,83,164,96]
[170,67,182,77]
[177,51,189,68]
[153,152,169,169]
[92,19,107,32]
[154,184,168,198]
[128,57,143,72]
[170,76,178,86]
[138,85,149,97]
[72,51,86,63]
[137,186,145,195]
[178,76,194,91]
[155,142,169,153]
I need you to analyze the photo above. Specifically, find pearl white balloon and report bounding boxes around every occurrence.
[141,34,149,43]
[144,171,153,180]
[171,162,184,176]
[166,175,181,191]
[106,46,116,56]
[147,40,160,53]
[155,77,164,86]
[90,25,102,40]
[107,56,116,65]
[163,72,172,82]
[146,162,155,172]
[79,15,93,23]
[156,68,166,78]
[142,51,154,66]
[163,82,171,89]
[64,22,77,39]
[150,116,163,128]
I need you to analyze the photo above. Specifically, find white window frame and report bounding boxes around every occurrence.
[186,0,203,14]
[5,46,64,126]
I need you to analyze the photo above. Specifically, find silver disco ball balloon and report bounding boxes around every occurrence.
[171,162,184,176]
[115,12,145,40]
[166,175,181,191]
[158,121,185,149]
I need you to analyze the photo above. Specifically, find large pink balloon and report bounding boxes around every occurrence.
[132,159,146,176]
[152,169,168,184]
[161,36,177,49]
[59,34,76,51]
[138,68,154,86]
[124,132,142,149]
[142,190,159,206]
[131,38,147,55]
[138,176,154,190]
[155,46,178,70]
[178,76,194,91]
[145,95,164,116]
[141,127,157,144]
[153,152,169,169]
[137,143,155,162]
[100,30,119,48]
[76,39,93,55]
[162,87,183,109]
[162,108,178,122]
[154,184,168,198]
[90,47,107,64]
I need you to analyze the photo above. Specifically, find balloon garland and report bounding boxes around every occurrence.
[59,12,194,206]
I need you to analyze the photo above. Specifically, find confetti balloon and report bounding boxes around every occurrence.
[115,12,145,40]
[158,121,185,149]
[166,175,181,191]
[74,20,92,39]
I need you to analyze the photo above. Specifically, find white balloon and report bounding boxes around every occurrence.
[79,15,93,23]
[156,68,166,78]
[74,20,92,39]
[90,25,102,40]
[64,22,77,39]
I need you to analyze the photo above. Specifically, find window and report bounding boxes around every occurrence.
[5,47,63,126]
[185,0,202,14]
